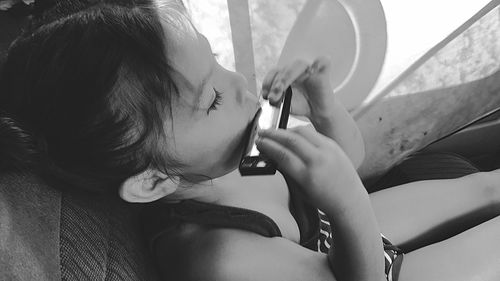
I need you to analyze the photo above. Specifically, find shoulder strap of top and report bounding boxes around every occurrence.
[142,199,282,250]
[143,193,321,252]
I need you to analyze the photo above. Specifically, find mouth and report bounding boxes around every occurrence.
[218,108,261,176]
[245,96,262,122]
[236,108,261,162]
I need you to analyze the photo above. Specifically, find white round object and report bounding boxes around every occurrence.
[278,0,387,111]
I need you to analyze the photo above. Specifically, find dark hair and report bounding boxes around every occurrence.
[0,0,183,194]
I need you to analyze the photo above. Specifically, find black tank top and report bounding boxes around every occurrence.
[142,195,321,252]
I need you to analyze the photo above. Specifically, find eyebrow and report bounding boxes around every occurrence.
[183,57,215,110]
[196,63,215,106]
[174,61,214,112]
[193,35,216,106]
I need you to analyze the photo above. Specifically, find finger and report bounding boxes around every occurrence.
[289,125,328,147]
[270,60,311,97]
[311,56,332,74]
[280,59,313,86]
[255,137,306,177]
[261,67,280,99]
[258,128,319,164]
[269,60,313,106]
[267,71,286,105]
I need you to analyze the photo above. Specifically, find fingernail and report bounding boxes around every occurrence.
[269,92,280,103]
[272,83,283,93]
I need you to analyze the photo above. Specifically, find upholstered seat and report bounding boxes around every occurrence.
[0,172,162,281]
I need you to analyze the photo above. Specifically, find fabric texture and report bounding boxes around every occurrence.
[0,172,162,281]
[371,152,480,192]
[0,172,62,281]
[60,188,161,281]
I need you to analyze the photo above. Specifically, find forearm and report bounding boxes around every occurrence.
[323,179,385,281]
[370,169,500,248]
[310,100,365,168]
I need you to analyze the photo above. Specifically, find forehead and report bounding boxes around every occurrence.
[153,4,214,119]
[155,1,200,60]
[156,4,212,101]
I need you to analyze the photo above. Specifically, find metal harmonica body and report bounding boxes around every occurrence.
[239,87,292,176]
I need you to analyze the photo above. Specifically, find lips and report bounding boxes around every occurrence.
[243,92,261,121]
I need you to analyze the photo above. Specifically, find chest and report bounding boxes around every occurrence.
[214,171,302,243]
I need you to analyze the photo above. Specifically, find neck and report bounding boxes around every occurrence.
[163,168,289,206]
[162,168,301,242]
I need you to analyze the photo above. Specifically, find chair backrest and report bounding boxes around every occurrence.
[0,172,61,281]
[0,172,162,281]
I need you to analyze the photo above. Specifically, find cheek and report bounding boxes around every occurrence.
[174,120,237,166]
[183,115,249,176]
[198,116,243,158]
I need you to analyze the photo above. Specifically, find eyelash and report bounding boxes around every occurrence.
[207,88,223,114]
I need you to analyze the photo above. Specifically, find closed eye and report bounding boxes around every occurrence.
[207,88,223,115]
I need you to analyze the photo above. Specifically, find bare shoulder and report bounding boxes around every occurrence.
[156,225,336,281]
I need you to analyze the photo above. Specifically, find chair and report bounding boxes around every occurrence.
[0,171,162,281]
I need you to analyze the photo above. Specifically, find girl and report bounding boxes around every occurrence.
[1,1,500,281]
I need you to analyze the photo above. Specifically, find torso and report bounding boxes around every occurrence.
[149,169,304,279]
[146,170,401,281]
[206,170,301,243]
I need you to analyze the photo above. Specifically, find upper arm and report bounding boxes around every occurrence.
[189,229,337,281]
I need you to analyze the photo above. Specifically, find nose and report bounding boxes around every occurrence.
[232,71,250,104]
[234,71,248,91]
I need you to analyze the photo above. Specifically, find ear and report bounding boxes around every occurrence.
[119,169,179,203]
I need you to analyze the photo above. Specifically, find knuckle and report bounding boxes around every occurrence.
[292,59,310,68]
[277,76,288,87]
[314,56,332,72]
[311,149,323,160]
[295,125,311,134]
[305,169,325,189]
[296,125,318,140]
[272,74,285,90]
[263,69,279,85]
[304,150,321,164]
[315,152,329,165]
[262,78,273,89]
[284,135,298,148]
[276,150,288,163]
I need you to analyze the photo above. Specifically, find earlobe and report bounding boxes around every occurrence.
[119,169,179,203]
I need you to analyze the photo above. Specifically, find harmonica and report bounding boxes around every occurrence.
[239,86,292,176]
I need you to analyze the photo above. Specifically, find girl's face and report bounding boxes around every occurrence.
[161,11,260,181]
